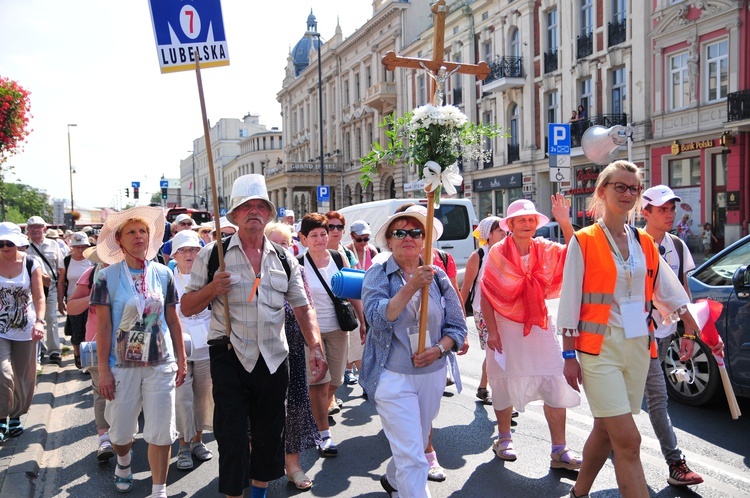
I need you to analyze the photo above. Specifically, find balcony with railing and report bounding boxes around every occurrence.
[570,114,628,148]
[482,56,524,93]
[608,18,626,47]
[507,143,520,164]
[577,32,593,59]
[452,87,463,106]
[363,81,397,112]
[544,49,558,74]
[727,89,750,123]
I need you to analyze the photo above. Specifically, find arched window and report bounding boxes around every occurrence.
[510,28,521,58]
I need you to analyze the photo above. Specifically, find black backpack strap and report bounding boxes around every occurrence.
[435,249,449,268]
[329,249,344,270]
[269,241,291,281]
[467,247,484,303]
[667,232,685,284]
[207,236,233,284]
[63,254,72,299]
[26,256,33,279]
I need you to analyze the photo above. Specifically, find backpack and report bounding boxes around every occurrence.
[207,235,291,284]
[63,254,95,301]
[665,232,685,284]
[464,247,484,315]
[434,248,449,268]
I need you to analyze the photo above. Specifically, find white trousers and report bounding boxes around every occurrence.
[373,367,445,498]
[175,359,213,441]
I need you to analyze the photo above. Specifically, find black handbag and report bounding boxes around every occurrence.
[306,253,359,332]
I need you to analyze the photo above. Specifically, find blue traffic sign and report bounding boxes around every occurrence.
[548,123,571,155]
[148,0,230,74]
[160,180,169,188]
[131,181,140,188]
[220,208,227,216]
[317,185,330,203]
[278,207,286,218]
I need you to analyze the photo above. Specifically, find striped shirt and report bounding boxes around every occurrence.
[186,235,309,374]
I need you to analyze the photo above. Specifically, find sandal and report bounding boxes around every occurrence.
[114,460,133,493]
[176,446,194,470]
[426,451,446,482]
[287,469,313,490]
[0,422,7,443]
[8,418,23,438]
[551,447,582,470]
[492,438,517,461]
[476,387,492,405]
[191,441,213,461]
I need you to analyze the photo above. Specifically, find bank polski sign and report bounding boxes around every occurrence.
[148,0,230,74]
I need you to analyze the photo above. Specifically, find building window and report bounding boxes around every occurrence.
[670,52,689,110]
[547,91,558,125]
[668,156,701,187]
[547,9,558,52]
[578,0,594,58]
[580,77,592,116]
[481,11,489,21]
[355,128,362,158]
[344,79,350,106]
[344,132,351,161]
[482,40,492,63]
[417,75,427,106]
[609,0,627,47]
[510,28,520,58]
[508,104,520,164]
[239,129,249,138]
[706,40,728,102]
[453,54,462,106]
[365,66,372,89]
[354,73,361,101]
[611,67,626,115]
[453,26,459,35]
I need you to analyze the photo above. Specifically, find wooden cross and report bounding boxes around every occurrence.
[381,0,491,354]
[382,0,490,106]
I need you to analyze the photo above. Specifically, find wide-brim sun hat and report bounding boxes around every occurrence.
[83,246,103,265]
[374,208,441,248]
[97,206,165,265]
[226,174,276,225]
[45,228,59,239]
[0,222,27,247]
[171,230,202,253]
[499,199,550,232]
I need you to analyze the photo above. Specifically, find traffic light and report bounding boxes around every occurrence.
[161,187,168,200]
[133,187,140,199]
[125,188,130,198]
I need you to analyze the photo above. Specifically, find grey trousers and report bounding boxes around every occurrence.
[39,288,61,356]
[644,336,683,464]
[0,338,37,419]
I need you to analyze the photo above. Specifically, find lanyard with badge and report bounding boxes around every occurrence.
[121,261,152,362]
[598,221,649,339]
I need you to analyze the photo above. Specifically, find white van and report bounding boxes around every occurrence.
[338,198,478,268]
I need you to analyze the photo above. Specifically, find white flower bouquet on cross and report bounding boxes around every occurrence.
[360,103,502,202]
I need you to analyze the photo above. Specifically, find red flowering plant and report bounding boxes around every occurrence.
[0,76,32,164]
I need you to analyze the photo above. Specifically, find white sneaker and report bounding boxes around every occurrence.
[97,437,115,461]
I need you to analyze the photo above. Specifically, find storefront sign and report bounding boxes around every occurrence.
[473,173,523,192]
[670,139,716,155]
[568,166,602,195]
[727,191,740,209]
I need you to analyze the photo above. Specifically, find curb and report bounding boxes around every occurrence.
[0,362,61,498]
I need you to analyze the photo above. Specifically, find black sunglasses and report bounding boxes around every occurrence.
[353,236,370,243]
[327,224,345,231]
[389,228,425,240]
[0,241,16,248]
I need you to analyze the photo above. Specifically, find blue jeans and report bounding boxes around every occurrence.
[644,337,683,464]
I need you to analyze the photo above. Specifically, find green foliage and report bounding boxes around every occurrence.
[1,181,52,223]
[150,192,161,204]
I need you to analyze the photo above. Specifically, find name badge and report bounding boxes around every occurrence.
[620,298,649,339]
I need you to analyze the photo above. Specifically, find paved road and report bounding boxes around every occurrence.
[2,318,749,497]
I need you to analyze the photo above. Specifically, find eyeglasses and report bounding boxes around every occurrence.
[389,228,425,240]
[0,241,16,248]
[353,236,370,243]
[327,224,345,231]
[606,182,643,195]
[178,221,193,227]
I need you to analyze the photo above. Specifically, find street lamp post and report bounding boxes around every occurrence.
[306,28,325,188]
[67,123,77,228]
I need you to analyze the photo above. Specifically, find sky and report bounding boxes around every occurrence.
[0,0,373,211]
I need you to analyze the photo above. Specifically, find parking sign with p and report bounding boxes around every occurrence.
[548,123,571,155]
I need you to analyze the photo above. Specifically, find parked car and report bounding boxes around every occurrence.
[534,221,582,244]
[662,234,750,406]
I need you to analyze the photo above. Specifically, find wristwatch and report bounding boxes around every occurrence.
[436,343,447,358]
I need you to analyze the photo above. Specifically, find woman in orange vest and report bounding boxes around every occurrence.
[558,161,702,498]
[479,194,582,470]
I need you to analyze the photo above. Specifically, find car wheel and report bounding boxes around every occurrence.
[663,336,720,406]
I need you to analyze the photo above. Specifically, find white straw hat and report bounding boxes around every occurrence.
[97,206,165,265]
[226,174,276,225]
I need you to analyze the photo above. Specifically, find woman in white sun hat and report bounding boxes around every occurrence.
[0,222,46,442]
[90,206,186,496]
[480,195,582,469]
[58,232,92,369]
[170,230,214,471]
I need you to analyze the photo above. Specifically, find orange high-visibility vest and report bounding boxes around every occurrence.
[573,223,659,358]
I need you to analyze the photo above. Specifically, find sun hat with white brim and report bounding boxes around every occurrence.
[45,228,59,239]
[97,206,165,265]
[171,230,202,254]
[26,216,47,227]
[641,185,681,209]
[226,174,276,225]
[83,246,103,265]
[174,213,199,229]
[70,232,91,247]
[374,206,442,248]
[0,222,27,247]
[499,199,550,232]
